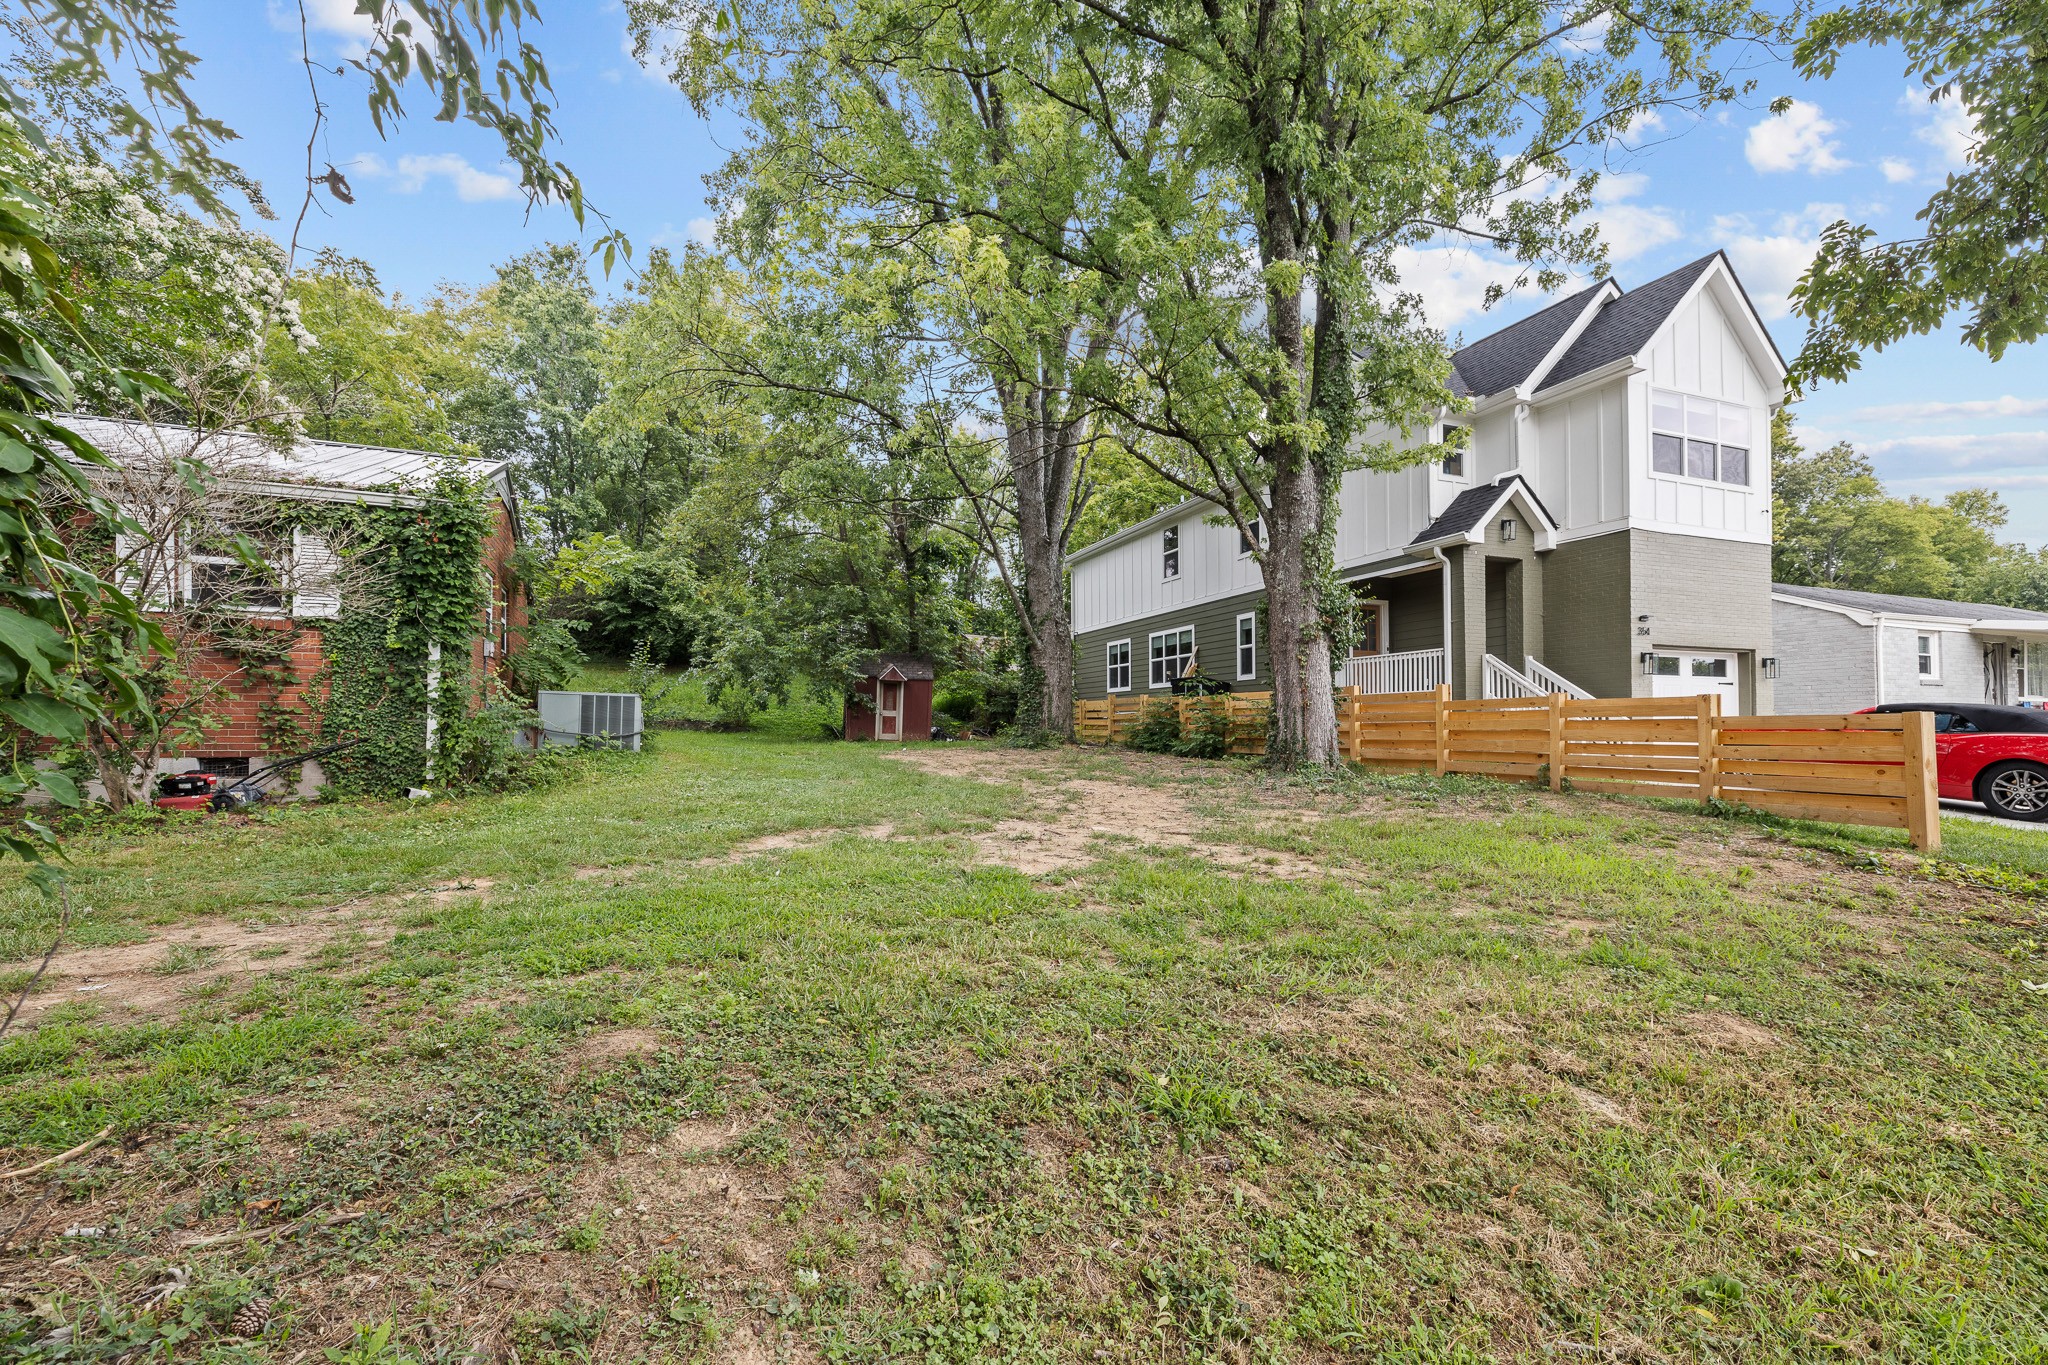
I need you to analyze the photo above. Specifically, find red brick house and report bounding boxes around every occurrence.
[61,416,526,798]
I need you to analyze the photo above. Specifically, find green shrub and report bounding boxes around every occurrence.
[1126,700,1183,753]
[1172,698,1231,759]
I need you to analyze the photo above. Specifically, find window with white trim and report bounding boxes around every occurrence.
[1917,633,1939,679]
[1650,389,1751,486]
[1162,525,1180,580]
[1149,626,1194,688]
[1236,613,1257,680]
[2023,641,2048,696]
[1106,639,1132,693]
[1351,598,1388,657]
[1438,421,1467,478]
[1238,518,1263,557]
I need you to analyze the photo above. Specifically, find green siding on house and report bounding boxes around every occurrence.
[1072,588,1271,700]
[1539,530,1633,698]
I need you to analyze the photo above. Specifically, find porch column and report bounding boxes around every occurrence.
[1452,547,1487,700]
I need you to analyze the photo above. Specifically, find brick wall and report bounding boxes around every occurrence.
[467,498,529,687]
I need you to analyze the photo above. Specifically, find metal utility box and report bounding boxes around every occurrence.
[536,691,643,750]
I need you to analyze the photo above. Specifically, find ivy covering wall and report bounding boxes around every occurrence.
[283,469,498,797]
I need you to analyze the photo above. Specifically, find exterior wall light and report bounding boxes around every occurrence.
[1761,656,1779,679]
[1500,517,1517,541]
[1640,651,1657,676]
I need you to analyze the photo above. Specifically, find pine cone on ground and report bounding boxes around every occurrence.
[229,1298,272,1338]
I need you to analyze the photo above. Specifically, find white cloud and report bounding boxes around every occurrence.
[1849,431,2048,471]
[1854,397,2048,422]
[1590,173,1682,264]
[1907,89,1976,168]
[268,0,383,56]
[1388,245,1517,330]
[1716,204,1845,318]
[1879,157,1918,184]
[1558,13,1612,54]
[1744,101,1850,175]
[650,217,721,251]
[353,152,519,202]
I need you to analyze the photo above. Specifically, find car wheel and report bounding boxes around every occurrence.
[1977,761,2048,821]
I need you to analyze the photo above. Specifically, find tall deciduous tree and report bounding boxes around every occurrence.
[633,0,1145,736]
[1789,0,2048,383]
[1054,0,1776,763]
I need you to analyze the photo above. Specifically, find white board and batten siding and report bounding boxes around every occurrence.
[1333,458,1436,567]
[1528,382,1628,533]
[1627,281,1774,546]
[1070,509,1264,635]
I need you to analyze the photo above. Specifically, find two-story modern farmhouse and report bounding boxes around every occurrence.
[1070,252,1789,713]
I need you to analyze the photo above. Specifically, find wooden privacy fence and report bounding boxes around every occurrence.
[1076,687,1940,850]
[1074,692,1271,756]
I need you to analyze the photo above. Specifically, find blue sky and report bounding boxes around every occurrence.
[179,2,2046,541]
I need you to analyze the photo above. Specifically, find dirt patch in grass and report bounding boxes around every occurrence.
[893,749,1330,878]
[1680,1010,1782,1052]
[7,904,391,1027]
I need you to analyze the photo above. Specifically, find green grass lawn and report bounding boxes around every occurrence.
[1,734,2044,1364]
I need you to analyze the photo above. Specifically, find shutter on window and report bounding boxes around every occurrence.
[112,526,174,609]
[291,528,343,619]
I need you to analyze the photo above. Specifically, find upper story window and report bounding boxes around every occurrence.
[1162,525,1180,580]
[1651,389,1750,487]
[1238,517,1264,557]
[1437,421,1467,478]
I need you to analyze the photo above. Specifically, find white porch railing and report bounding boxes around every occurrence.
[1525,655,1593,700]
[1482,653,1546,699]
[1338,648,1446,694]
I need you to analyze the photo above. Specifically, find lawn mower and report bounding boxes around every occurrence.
[151,738,363,813]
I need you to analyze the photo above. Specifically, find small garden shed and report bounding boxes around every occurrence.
[844,654,935,742]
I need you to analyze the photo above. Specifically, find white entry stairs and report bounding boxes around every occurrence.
[1483,654,1593,700]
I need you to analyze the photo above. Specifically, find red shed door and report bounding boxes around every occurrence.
[877,678,905,740]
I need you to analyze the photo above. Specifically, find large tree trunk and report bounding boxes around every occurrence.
[1009,409,1077,738]
[1263,458,1341,766]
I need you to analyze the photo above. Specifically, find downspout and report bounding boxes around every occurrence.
[424,639,441,780]
[1430,545,1454,696]
[1871,613,1884,705]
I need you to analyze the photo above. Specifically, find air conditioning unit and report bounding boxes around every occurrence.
[536,691,643,751]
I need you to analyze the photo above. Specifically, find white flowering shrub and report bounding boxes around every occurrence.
[0,141,317,416]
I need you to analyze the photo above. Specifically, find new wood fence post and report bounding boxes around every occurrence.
[1547,693,1566,792]
[1696,693,1719,807]
[1902,708,1941,853]
[1433,683,1451,776]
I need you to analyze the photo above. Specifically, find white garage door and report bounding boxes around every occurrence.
[1648,651,1740,703]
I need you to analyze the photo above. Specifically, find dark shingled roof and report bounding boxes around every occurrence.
[853,653,937,680]
[1448,283,1607,398]
[1774,582,2048,623]
[1536,253,1722,392]
[1409,476,1556,546]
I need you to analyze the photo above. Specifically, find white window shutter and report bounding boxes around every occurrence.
[291,528,343,619]
[112,527,174,609]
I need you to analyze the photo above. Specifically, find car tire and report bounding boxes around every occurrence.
[1977,761,2048,821]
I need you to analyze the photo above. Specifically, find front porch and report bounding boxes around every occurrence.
[1335,648,1590,700]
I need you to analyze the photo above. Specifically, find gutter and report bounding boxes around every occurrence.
[1430,544,1453,685]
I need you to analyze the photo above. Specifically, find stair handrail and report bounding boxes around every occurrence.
[1524,655,1593,700]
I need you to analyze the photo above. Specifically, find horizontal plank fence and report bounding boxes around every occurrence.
[1076,687,1939,850]
[1074,692,1272,756]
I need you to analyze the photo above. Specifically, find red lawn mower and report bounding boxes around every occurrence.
[151,738,363,813]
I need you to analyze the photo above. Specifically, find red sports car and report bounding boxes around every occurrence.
[1862,703,2048,821]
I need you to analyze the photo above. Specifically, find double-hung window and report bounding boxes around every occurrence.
[1917,633,1939,679]
[1438,421,1466,478]
[1149,627,1194,688]
[1650,389,1751,486]
[1236,613,1257,680]
[1106,639,1132,693]
[1161,525,1180,580]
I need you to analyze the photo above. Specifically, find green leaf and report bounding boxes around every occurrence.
[33,768,80,807]
[0,693,86,739]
